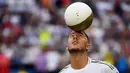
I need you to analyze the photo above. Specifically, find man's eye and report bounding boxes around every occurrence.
[78,34,82,37]
[69,35,74,37]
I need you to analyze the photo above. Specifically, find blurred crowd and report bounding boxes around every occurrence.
[0,0,130,73]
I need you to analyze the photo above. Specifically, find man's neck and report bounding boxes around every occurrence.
[70,53,88,69]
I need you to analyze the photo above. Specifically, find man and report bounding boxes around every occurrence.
[0,49,10,73]
[59,31,119,73]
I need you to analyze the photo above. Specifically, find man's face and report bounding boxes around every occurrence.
[67,31,89,52]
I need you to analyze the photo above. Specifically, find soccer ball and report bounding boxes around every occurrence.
[64,2,93,31]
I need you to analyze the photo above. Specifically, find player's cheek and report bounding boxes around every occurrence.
[81,40,86,47]
[68,38,72,43]
[67,40,72,47]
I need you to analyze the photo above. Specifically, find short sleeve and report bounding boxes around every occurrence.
[103,62,119,73]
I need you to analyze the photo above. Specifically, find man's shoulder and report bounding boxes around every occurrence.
[90,59,119,73]
[59,64,71,73]
[90,59,113,69]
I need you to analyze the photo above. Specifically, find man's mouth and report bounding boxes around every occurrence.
[72,41,78,45]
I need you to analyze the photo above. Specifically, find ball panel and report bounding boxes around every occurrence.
[68,13,93,31]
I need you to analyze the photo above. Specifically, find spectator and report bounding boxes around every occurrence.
[116,50,129,73]
[35,46,49,73]
[0,48,10,73]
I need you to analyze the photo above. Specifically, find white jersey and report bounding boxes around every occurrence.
[59,57,119,73]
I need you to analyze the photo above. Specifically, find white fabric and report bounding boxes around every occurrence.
[121,3,130,12]
[7,0,37,12]
[60,57,119,73]
[46,51,60,71]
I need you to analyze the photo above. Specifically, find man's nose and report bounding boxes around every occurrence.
[73,35,78,40]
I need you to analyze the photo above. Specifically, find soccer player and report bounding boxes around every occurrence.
[59,31,119,73]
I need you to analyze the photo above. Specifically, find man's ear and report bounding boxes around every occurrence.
[86,44,90,50]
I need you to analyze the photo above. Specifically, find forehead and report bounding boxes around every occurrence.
[69,31,88,40]
[70,31,86,36]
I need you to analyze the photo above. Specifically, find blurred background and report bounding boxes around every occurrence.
[0,0,130,73]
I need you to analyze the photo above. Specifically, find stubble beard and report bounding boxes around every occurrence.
[68,48,88,53]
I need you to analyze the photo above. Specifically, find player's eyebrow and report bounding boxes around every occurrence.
[70,32,75,35]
